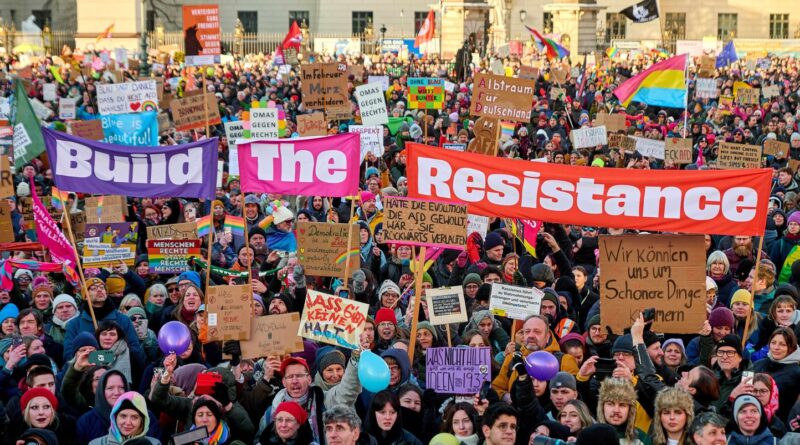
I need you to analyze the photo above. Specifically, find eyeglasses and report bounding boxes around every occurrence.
[130,316,145,322]
[168,287,179,293]
[283,373,309,381]
[752,389,770,396]
[715,349,738,358]
[581,227,597,232]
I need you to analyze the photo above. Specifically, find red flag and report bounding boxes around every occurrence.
[96,23,114,43]
[282,21,303,51]
[414,10,435,48]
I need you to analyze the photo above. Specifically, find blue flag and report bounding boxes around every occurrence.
[716,41,738,68]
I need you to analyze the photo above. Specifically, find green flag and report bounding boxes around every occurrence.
[12,79,45,169]
[387,116,412,136]
[49,66,64,84]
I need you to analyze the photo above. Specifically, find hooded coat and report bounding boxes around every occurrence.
[727,396,776,445]
[462,310,510,359]
[596,378,652,445]
[753,347,800,421]
[88,392,160,445]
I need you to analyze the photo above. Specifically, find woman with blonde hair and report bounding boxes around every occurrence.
[652,387,694,445]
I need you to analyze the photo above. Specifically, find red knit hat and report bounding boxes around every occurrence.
[375,308,397,325]
[275,401,308,424]
[21,387,59,412]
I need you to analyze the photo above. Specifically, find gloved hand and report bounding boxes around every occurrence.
[509,351,526,377]
[222,341,241,366]
[211,381,231,407]
[352,269,366,293]
[456,251,468,268]
[292,265,306,288]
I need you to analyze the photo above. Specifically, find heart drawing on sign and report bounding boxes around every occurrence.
[129,102,141,111]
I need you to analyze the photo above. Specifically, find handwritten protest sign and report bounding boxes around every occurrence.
[206,285,251,341]
[763,85,780,98]
[489,283,544,320]
[763,139,789,157]
[425,287,468,325]
[354,83,388,126]
[147,239,201,274]
[69,120,105,141]
[695,78,719,99]
[349,125,383,159]
[171,93,221,131]
[632,137,666,160]
[240,313,305,359]
[426,347,491,393]
[571,126,607,149]
[250,108,279,139]
[664,138,693,164]
[697,55,716,77]
[595,113,627,132]
[518,66,539,80]
[736,87,760,105]
[408,78,445,110]
[296,222,360,278]
[467,214,489,238]
[471,72,535,123]
[383,197,467,249]
[96,80,158,115]
[43,83,56,102]
[466,117,498,156]
[297,113,327,136]
[298,290,369,349]
[599,235,706,334]
[146,222,198,240]
[608,134,636,152]
[301,63,351,120]
[717,142,762,169]
[0,157,13,198]
[0,201,13,243]
[59,98,77,120]
[82,222,138,267]
[720,95,734,107]
[549,87,566,101]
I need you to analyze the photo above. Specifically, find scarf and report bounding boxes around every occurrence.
[109,340,133,383]
[196,421,230,445]
[145,300,162,316]
[277,389,319,443]
[181,307,197,323]
[51,311,79,329]
[763,375,780,422]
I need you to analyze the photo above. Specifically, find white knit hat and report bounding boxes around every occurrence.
[52,294,78,310]
[272,207,294,225]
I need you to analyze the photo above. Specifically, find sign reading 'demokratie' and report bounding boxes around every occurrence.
[298,290,369,349]
[296,222,360,278]
[383,196,467,249]
[470,72,535,123]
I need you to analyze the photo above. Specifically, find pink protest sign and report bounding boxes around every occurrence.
[31,180,78,267]
[237,133,360,197]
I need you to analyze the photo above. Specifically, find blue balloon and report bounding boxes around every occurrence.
[524,351,560,381]
[358,350,391,392]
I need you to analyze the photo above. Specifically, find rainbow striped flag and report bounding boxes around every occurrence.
[51,187,65,210]
[525,26,570,60]
[224,215,245,237]
[606,47,619,59]
[613,54,687,108]
[196,215,212,238]
[500,121,515,141]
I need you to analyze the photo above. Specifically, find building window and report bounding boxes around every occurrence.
[352,11,373,34]
[606,13,626,42]
[146,11,156,32]
[414,11,429,34]
[718,13,737,40]
[238,11,257,33]
[664,13,686,40]
[289,11,310,29]
[770,14,789,39]
[543,12,553,34]
[31,10,51,29]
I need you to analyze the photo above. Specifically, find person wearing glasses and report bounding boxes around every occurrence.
[750,327,800,422]
[711,334,752,413]
[480,403,518,445]
[746,373,787,438]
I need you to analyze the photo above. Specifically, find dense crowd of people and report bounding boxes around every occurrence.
[1,40,800,445]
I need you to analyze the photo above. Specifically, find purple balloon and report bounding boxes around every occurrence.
[524,351,559,381]
[158,321,192,355]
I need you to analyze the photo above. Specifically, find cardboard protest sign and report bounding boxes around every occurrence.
[296,222,360,278]
[407,78,445,110]
[551,63,569,84]
[368,75,390,91]
[736,88,760,105]
[240,313,305,359]
[549,87,566,101]
[206,285,251,341]
[67,211,87,244]
[354,83,389,126]
[84,195,128,222]
[695,78,719,99]
[599,235,706,334]
[763,139,789,157]
[466,117,498,156]
[489,283,544,320]
[697,55,716,77]
[59,98,77,120]
[298,290,369,349]
[0,157,13,198]
[425,287,468,325]
[664,138,693,164]
[571,126,607,149]
[518,66,539,80]
[147,239,202,274]
[170,93,221,131]
[383,196,467,249]
[96,80,158,115]
[69,120,104,141]
[300,63,351,120]
[632,136,666,160]
[82,222,138,267]
[595,113,627,132]
[790,159,800,174]
[349,125,383,159]
[0,201,13,243]
[763,85,780,98]
[443,143,466,152]
[250,108,279,139]
[717,142,762,169]
[426,347,491,393]
[467,214,489,238]
[297,113,327,137]
[471,72,535,123]
[608,134,636,152]
[182,5,221,66]
[146,222,198,240]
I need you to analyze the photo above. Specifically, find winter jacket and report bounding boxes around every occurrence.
[63,300,143,363]
[713,272,740,309]
[753,348,800,421]
[492,334,579,399]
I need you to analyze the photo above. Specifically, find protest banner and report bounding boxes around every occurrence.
[406,142,772,236]
[43,128,219,199]
[763,139,789,157]
[96,80,158,115]
[31,184,77,266]
[489,283,544,320]
[0,157,13,198]
[697,55,716,77]
[608,133,636,152]
[467,214,489,238]
[349,125,383,159]
[237,133,360,197]
[146,222,198,240]
[59,98,77,120]
[250,108,279,139]
[664,138,693,164]
[599,234,706,334]
[69,120,105,141]
[82,222,138,267]
[354,83,389,126]
[549,87,566,101]
[443,143,466,152]
[170,93,221,131]
[518,66,539,80]
[43,83,56,102]
[300,63,351,120]
[368,75,390,91]
[296,222,360,278]
[425,287,467,325]
[471,72,535,123]
[240,313,305,359]
[632,136,666,160]
[147,239,202,274]
[182,5,221,66]
[570,126,607,149]
[695,78,719,99]
[717,142,762,169]
[0,201,13,243]
[296,113,327,137]
[298,290,369,349]
[736,87,760,105]
[595,113,627,132]
[407,78,445,110]
[84,195,128,222]
[100,111,158,146]
[426,347,491,394]
[763,85,780,98]
[206,285,251,341]
[383,196,467,249]
[466,117,499,156]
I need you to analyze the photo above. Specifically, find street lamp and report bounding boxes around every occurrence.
[300,19,309,53]
[519,10,527,22]
[596,23,606,49]
[41,20,52,56]
[234,18,244,57]
[380,24,387,53]
[139,0,150,76]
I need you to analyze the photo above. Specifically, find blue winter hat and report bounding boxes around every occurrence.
[178,271,202,288]
[365,167,380,180]
[73,332,100,350]
[0,303,20,323]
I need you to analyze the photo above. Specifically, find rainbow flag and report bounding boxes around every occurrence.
[613,54,687,108]
[51,187,64,211]
[96,23,114,43]
[525,26,570,60]
[257,215,273,230]
[196,215,212,238]
[606,47,619,59]
[500,121,515,140]
[224,215,245,237]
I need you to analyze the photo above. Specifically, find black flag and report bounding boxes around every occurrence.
[620,0,659,23]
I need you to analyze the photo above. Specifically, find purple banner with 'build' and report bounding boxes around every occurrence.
[43,127,218,199]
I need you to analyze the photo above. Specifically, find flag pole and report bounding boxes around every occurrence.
[60,204,98,330]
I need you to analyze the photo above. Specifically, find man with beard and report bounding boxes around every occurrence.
[266,293,293,314]
[724,236,770,276]
[596,378,650,444]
